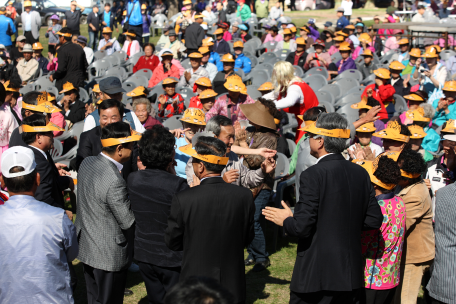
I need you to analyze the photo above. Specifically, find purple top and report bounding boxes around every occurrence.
[308,26,320,41]
[335,57,357,74]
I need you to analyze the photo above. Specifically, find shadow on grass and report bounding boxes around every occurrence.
[245,268,291,304]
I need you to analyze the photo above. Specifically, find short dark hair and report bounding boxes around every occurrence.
[3,167,37,193]
[143,42,155,53]
[59,27,72,42]
[139,125,175,170]
[397,149,426,184]
[417,4,425,9]
[206,115,233,137]
[373,156,401,193]
[21,114,48,145]
[271,26,278,33]
[101,121,132,154]
[21,91,43,118]
[165,276,234,304]
[98,99,125,117]
[105,3,111,6]
[366,97,381,108]
[303,106,327,121]
[193,136,226,173]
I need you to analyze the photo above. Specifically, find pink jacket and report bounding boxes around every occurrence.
[47,58,58,72]
[148,63,181,88]
[352,45,376,60]
[434,37,456,47]
[328,45,339,56]
[171,59,185,77]
[385,37,399,52]
[223,31,232,42]
[0,106,18,147]
[51,111,66,137]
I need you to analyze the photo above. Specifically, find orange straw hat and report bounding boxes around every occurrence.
[361,49,373,57]
[441,119,456,133]
[180,108,206,125]
[295,37,306,45]
[283,29,292,35]
[32,42,43,50]
[373,121,410,143]
[409,48,422,58]
[214,28,224,35]
[398,38,409,45]
[422,47,439,58]
[198,46,210,54]
[224,75,245,92]
[300,120,350,138]
[199,89,217,100]
[443,80,456,92]
[335,30,348,37]
[334,36,345,42]
[188,52,203,59]
[92,84,101,93]
[3,80,19,92]
[351,97,372,109]
[258,82,274,91]
[405,107,431,122]
[408,125,427,139]
[353,159,396,190]
[127,86,147,97]
[233,41,244,48]
[59,82,77,94]
[220,53,235,62]
[358,33,372,44]
[338,41,351,51]
[162,78,178,86]
[389,61,406,70]
[374,68,391,79]
[345,24,355,30]
[355,122,376,132]
[403,93,424,102]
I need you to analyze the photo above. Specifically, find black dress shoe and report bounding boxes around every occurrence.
[244,258,255,266]
[252,258,271,272]
[124,288,133,296]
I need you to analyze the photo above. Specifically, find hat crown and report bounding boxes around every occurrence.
[196,77,211,86]
[62,82,75,91]
[37,91,48,104]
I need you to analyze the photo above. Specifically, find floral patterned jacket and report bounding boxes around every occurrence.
[361,192,406,290]
[158,93,185,118]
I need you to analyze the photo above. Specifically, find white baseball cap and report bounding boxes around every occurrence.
[1,146,36,178]
[443,134,456,142]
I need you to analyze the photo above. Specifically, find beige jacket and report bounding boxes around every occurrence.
[17,58,39,82]
[398,180,435,264]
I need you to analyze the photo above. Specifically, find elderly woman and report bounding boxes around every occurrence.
[262,61,319,143]
[395,149,435,304]
[304,40,331,70]
[148,49,181,88]
[132,98,162,130]
[133,43,160,73]
[128,125,189,304]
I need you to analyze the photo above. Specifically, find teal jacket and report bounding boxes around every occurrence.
[421,126,440,153]
[432,98,456,126]
[236,4,252,22]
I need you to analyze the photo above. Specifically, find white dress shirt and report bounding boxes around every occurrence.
[315,153,334,164]
[100,152,123,171]
[29,145,48,160]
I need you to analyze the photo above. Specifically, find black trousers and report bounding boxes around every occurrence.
[83,263,128,304]
[290,289,362,304]
[138,262,181,304]
[24,31,37,44]
[70,29,80,36]
[128,24,143,46]
[364,287,396,304]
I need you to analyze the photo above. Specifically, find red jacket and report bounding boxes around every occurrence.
[188,95,203,109]
[133,55,160,74]
[158,93,185,118]
[361,84,396,120]
[148,63,181,88]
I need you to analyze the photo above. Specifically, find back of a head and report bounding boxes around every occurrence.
[23,91,42,106]
[164,276,234,304]
[206,115,233,137]
[366,97,381,108]
[101,121,132,154]
[1,146,38,193]
[194,136,226,173]
[98,98,125,117]
[303,106,327,121]
[258,97,279,118]
[315,112,348,154]
[373,155,401,193]
[59,27,72,41]
[397,148,426,183]
[139,125,175,170]
[21,114,47,145]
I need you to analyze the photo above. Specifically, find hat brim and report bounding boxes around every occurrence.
[101,87,126,94]
[239,103,277,130]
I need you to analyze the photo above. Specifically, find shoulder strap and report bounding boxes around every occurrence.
[127,1,136,20]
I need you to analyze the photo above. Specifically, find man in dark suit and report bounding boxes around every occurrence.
[58,81,86,124]
[165,136,255,304]
[213,29,230,55]
[184,14,205,54]
[20,114,74,209]
[263,112,383,304]
[75,122,137,304]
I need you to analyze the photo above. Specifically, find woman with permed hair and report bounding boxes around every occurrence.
[357,156,406,303]
[394,149,435,304]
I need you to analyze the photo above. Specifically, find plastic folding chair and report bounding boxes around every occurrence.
[336,103,360,125]
[246,85,262,100]
[294,65,304,78]
[49,138,63,160]
[152,14,168,37]
[315,90,335,105]
[274,49,291,60]
[267,57,281,65]
[332,78,360,93]
[249,69,269,86]
[163,116,183,130]
[54,121,86,163]
[93,50,107,61]
[258,52,277,64]
[178,87,196,100]
[19,83,36,95]
[305,66,329,79]
[134,68,153,81]
[125,74,149,88]
[334,92,363,108]
[394,94,408,114]
[87,59,112,81]
[105,66,128,81]
[440,50,456,61]
[319,83,341,101]
[318,100,335,113]
[247,55,258,68]
[330,51,342,63]
[79,88,89,103]
[181,59,191,70]
[361,73,376,85]
[286,139,297,156]
[34,77,55,91]
[303,74,328,91]
[105,54,121,66]
[331,69,363,83]
[112,51,127,64]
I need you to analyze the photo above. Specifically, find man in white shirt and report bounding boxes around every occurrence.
[76,35,93,64]
[0,146,78,304]
[412,5,426,22]
[98,26,121,56]
[178,52,209,88]
[199,46,218,81]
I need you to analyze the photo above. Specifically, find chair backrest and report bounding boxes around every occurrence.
[394,94,408,113]
[315,90,335,105]
[335,92,363,108]
[71,121,85,147]
[43,86,59,99]
[245,37,261,50]
[125,74,149,87]
[122,82,136,94]
[79,88,89,103]
[361,73,376,85]
[333,78,360,92]
[178,87,196,100]
[106,66,127,80]
[88,59,112,79]
[163,116,183,130]
[247,55,258,68]
[258,52,277,64]
[319,83,341,101]
[34,77,55,91]
[236,69,246,81]
[336,103,360,125]
[94,50,107,61]
[286,139,297,156]
[293,65,304,78]
[331,51,342,62]
[113,51,127,63]
[343,86,365,97]
[440,50,456,61]
[336,69,363,82]
[318,100,335,113]
[259,62,273,76]
[246,85,262,100]
[250,69,269,86]
[181,59,191,70]
[305,66,329,79]
[105,54,121,66]
[134,68,153,80]
[267,57,281,65]
[274,152,290,179]
[303,74,327,92]
[275,49,291,59]
[49,138,63,159]
[19,83,35,94]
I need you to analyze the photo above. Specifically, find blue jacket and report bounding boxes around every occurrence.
[210,51,223,71]
[126,0,143,26]
[0,15,16,47]
[337,16,349,29]
[234,53,251,74]
[432,98,456,127]
[89,108,136,130]
[142,14,152,34]
[422,126,440,153]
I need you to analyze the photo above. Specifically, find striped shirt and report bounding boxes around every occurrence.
[427,183,456,303]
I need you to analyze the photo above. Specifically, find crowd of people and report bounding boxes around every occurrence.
[1,0,456,304]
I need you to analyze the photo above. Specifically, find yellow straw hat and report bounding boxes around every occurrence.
[32,42,43,50]
[199,89,217,100]
[198,46,210,54]
[127,86,147,97]
[334,36,345,42]
[295,37,306,45]
[92,84,101,93]
[188,52,203,59]
[283,29,292,35]
[221,53,235,62]
[224,75,244,92]
[374,68,391,79]
[403,93,424,101]
[59,82,77,94]
[355,122,376,132]
[389,61,406,70]
[398,38,409,45]
[373,121,410,143]
[422,47,439,58]
[353,159,396,190]
[361,49,373,57]
[195,77,212,87]
[258,82,274,91]
[214,28,224,35]
[180,108,206,125]
[443,80,456,92]
[441,119,456,133]
[345,24,355,30]
[408,125,427,139]
[409,48,422,58]
[233,41,244,48]
[162,78,178,86]
[102,27,113,34]
[3,80,19,92]
[358,33,372,44]
[141,4,147,9]
[338,41,351,51]
[405,107,431,122]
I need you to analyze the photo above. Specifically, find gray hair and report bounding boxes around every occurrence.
[132,98,151,113]
[419,102,435,119]
[206,115,232,136]
[315,112,348,154]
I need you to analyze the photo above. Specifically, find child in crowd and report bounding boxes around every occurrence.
[45,15,61,55]
[348,122,383,159]
[257,82,273,96]
[189,77,212,109]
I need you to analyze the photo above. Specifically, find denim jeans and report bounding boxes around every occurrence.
[247,189,271,262]
[88,31,98,50]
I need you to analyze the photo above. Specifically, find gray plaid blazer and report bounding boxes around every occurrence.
[75,154,135,272]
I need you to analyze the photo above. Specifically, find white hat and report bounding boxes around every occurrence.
[0,44,5,49]
[1,146,36,178]
[286,24,294,28]
[201,24,208,30]
[22,44,33,53]
[443,134,456,142]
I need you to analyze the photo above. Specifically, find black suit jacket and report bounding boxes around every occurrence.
[9,127,25,148]
[128,168,189,267]
[213,39,230,55]
[184,22,205,50]
[29,146,71,209]
[283,154,383,293]
[390,77,410,98]
[285,51,307,70]
[62,99,86,124]
[165,177,255,303]
[74,126,138,180]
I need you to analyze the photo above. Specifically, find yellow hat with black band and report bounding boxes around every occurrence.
[101,131,142,147]
[188,52,203,59]
[356,122,376,132]
[351,97,372,110]
[405,107,431,122]
[408,125,427,139]
[4,80,19,92]
[179,143,229,165]
[22,122,64,133]
[353,159,396,190]
[373,121,410,143]
[297,119,317,130]
[300,121,350,138]
[180,108,206,126]
[334,35,345,42]
[374,68,391,79]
